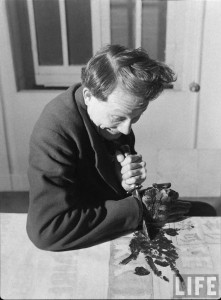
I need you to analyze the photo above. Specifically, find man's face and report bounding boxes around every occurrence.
[83,84,147,140]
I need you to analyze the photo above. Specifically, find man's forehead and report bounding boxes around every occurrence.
[108,93,147,107]
[110,105,147,116]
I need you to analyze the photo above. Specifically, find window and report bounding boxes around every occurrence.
[110,0,167,61]
[7,0,180,89]
[27,0,110,86]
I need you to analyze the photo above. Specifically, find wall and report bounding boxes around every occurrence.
[0,1,61,190]
[133,0,221,197]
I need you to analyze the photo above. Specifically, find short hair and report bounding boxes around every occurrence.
[81,44,176,103]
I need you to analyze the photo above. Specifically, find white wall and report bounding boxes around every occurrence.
[0,1,61,190]
[0,0,220,196]
[133,0,221,197]
[197,0,221,149]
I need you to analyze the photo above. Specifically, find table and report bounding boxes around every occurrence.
[1,214,221,299]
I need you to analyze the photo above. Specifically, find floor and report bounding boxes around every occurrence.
[0,192,220,216]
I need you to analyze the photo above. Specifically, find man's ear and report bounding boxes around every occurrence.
[83,88,92,106]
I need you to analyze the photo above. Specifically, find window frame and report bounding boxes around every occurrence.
[27,0,111,86]
[27,0,204,90]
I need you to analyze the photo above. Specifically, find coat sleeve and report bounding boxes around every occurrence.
[27,125,142,251]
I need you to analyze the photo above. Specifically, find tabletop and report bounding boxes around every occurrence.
[1,213,221,299]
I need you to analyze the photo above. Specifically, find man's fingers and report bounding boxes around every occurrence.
[124,175,146,185]
[117,152,147,192]
[115,151,125,163]
[121,181,136,192]
[121,154,142,166]
[121,161,146,174]
[122,168,146,180]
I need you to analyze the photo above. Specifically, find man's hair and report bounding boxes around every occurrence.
[81,44,176,103]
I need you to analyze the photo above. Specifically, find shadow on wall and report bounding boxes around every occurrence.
[0,192,220,216]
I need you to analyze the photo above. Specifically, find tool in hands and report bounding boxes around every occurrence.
[119,145,149,239]
[119,145,191,240]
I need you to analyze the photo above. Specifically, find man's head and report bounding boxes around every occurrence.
[81,44,175,140]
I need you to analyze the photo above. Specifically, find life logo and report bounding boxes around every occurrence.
[173,274,219,298]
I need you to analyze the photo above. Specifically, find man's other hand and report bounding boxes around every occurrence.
[141,185,191,228]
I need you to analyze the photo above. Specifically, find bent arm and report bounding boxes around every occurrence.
[27,127,141,251]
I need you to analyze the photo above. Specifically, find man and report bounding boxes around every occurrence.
[27,45,190,251]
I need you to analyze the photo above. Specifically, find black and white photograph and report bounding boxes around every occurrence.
[0,0,221,299]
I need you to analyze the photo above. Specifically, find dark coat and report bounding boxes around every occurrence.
[27,84,142,251]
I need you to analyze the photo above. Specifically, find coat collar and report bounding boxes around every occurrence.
[74,85,126,195]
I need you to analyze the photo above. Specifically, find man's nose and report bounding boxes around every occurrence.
[117,120,132,135]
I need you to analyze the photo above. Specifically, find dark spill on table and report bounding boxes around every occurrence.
[120,223,194,290]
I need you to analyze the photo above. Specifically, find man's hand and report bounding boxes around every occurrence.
[141,184,191,228]
[115,151,147,192]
